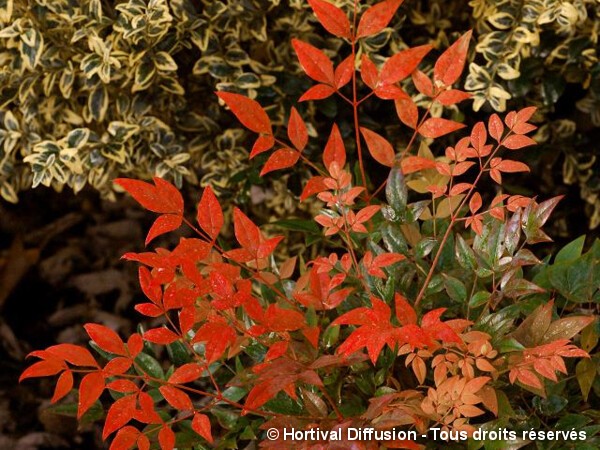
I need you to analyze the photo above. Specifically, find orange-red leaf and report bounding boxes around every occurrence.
[146,214,182,245]
[380,45,432,85]
[301,176,328,201]
[216,91,272,135]
[292,39,334,85]
[488,114,504,142]
[233,207,261,253]
[197,185,223,241]
[158,425,175,450]
[110,426,140,450]
[159,385,193,410]
[84,324,127,356]
[103,394,136,439]
[335,55,355,89]
[356,0,404,39]
[250,134,275,158]
[143,327,179,345]
[400,156,437,174]
[360,127,395,167]
[436,89,471,106]
[395,97,419,129]
[308,0,351,38]
[299,84,335,102]
[260,149,300,176]
[433,30,472,86]
[395,293,417,325]
[419,118,466,138]
[115,178,183,215]
[192,413,214,443]
[51,370,74,403]
[323,124,346,170]
[496,160,530,173]
[20,360,64,381]
[288,107,308,151]
[502,134,536,150]
[46,344,98,367]
[412,70,434,97]
[169,363,202,384]
[78,371,105,418]
[360,55,379,90]
[469,192,482,214]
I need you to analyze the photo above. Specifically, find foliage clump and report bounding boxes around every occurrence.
[20,1,598,449]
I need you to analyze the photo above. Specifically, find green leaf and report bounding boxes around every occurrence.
[576,358,596,401]
[455,234,476,271]
[135,352,165,379]
[469,291,491,308]
[497,337,526,353]
[532,394,568,416]
[88,84,108,122]
[386,166,407,214]
[272,218,320,234]
[555,414,592,431]
[555,235,586,263]
[444,275,467,303]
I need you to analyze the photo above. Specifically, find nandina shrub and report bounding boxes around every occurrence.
[20,1,597,449]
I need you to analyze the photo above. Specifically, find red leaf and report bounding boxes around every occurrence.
[233,208,261,253]
[395,97,419,129]
[46,344,98,367]
[250,134,275,158]
[265,305,305,331]
[51,370,74,403]
[107,380,138,393]
[436,89,472,106]
[301,176,328,201]
[158,425,175,450]
[260,149,300,176]
[139,266,161,304]
[127,334,143,358]
[360,127,395,167]
[380,45,432,85]
[110,426,139,450]
[356,0,404,39]
[216,91,272,134]
[335,55,355,89]
[470,121,487,153]
[257,235,284,259]
[169,363,202,384]
[104,357,132,376]
[103,394,136,439]
[433,30,472,86]
[502,134,536,150]
[78,371,105,418]
[400,156,437,174]
[418,117,466,138]
[412,70,434,97]
[159,385,193,410]
[323,124,346,171]
[20,360,64,381]
[360,55,379,90]
[192,413,214,443]
[288,107,308,151]
[488,113,504,142]
[299,84,335,102]
[292,39,334,84]
[143,327,179,345]
[197,186,223,240]
[497,160,530,173]
[395,293,417,325]
[192,319,237,363]
[469,192,482,214]
[84,324,127,356]
[515,106,537,125]
[308,0,351,38]
[146,214,182,245]
[115,178,183,215]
